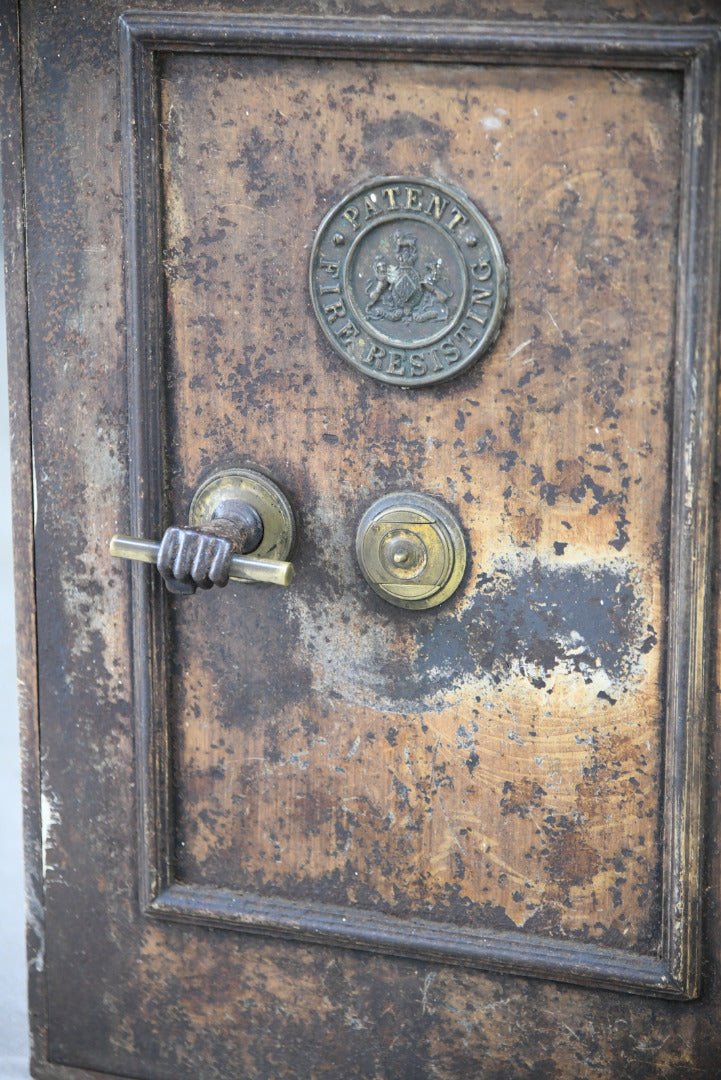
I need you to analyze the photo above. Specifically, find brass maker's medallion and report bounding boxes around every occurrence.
[310,176,507,387]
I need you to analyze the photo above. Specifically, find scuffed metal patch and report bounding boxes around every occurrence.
[40,789,62,880]
[289,552,654,713]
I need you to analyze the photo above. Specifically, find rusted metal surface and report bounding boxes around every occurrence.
[0,0,47,1061]
[4,1,721,1078]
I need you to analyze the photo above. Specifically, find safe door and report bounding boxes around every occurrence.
[4,4,721,1079]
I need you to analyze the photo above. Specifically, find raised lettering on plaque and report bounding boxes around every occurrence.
[309,176,507,387]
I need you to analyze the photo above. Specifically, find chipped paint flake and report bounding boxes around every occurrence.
[41,789,62,879]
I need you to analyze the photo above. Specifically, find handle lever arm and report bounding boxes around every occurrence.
[110,534,294,587]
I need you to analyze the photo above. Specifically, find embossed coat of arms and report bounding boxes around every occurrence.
[310,176,507,387]
[365,231,453,325]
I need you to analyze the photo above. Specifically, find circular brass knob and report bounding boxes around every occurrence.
[356,492,467,610]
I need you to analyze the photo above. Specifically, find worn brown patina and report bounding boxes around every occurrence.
[3,2,721,1079]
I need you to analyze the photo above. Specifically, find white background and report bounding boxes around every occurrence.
[0,218,33,1070]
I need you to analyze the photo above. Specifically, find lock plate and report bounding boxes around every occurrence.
[356,492,467,609]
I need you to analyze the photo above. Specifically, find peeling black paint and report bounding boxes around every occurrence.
[347,559,653,708]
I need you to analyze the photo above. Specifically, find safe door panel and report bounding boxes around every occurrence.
[143,46,678,978]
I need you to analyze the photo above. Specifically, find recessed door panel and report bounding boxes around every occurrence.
[148,48,679,964]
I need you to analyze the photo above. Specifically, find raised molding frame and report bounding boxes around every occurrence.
[119,12,721,999]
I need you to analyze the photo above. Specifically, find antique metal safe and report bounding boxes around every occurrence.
[3,2,721,1077]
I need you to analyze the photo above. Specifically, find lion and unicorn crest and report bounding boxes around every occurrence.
[364,231,453,324]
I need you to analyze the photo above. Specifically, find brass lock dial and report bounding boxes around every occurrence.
[356,492,467,609]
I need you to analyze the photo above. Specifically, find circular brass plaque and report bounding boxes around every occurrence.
[310,176,507,387]
[356,492,467,609]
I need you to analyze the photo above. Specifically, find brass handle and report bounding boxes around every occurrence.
[109,535,294,586]
[111,466,296,594]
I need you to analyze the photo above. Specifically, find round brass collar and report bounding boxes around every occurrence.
[356,492,467,610]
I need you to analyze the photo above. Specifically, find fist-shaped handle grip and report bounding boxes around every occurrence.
[110,467,296,594]
[157,526,237,594]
